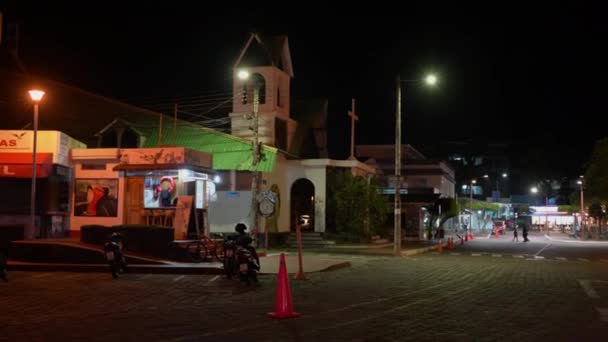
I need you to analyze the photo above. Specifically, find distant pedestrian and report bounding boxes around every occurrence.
[522,225,529,242]
[512,227,519,242]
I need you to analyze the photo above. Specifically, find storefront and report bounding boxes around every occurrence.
[0,130,86,239]
[70,147,214,239]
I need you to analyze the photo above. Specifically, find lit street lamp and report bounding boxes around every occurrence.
[28,89,45,239]
[577,177,585,240]
[394,73,438,256]
[470,179,476,238]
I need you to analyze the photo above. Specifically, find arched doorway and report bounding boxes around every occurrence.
[290,178,315,231]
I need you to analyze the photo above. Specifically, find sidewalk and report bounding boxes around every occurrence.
[6,239,449,275]
[543,232,608,244]
[274,239,446,257]
[7,253,351,275]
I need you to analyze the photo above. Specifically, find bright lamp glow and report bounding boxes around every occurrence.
[424,74,438,86]
[213,175,221,183]
[502,173,508,178]
[531,187,538,194]
[483,174,489,178]
[237,70,250,80]
[577,180,583,185]
[471,179,477,184]
[28,90,45,102]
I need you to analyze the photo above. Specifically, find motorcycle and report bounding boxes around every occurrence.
[103,233,127,278]
[223,237,238,279]
[236,237,259,285]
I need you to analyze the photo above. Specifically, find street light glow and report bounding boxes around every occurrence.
[502,173,508,178]
[471,179,477,184]
[577,180,583,185]
[28,90,45,102]
[237,70,250,80]
[483,174,489,178]
[531,187,538,194]
[424,74,438,86]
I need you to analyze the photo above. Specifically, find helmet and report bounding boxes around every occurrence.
[235,223,247,234]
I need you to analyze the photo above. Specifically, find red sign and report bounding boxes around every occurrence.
[0,153,53,178]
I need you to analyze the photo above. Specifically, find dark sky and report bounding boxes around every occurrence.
[2,2,607,177]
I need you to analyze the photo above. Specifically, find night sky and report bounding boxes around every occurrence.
[2,3,607,178]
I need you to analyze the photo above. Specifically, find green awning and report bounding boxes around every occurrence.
[135,120,277,172]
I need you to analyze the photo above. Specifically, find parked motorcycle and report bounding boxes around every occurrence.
[236,236,259,285]
[103,232,127,278]
[223,236,239,279]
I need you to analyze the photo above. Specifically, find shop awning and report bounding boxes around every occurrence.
[135,121,277,172]
[0,153,54,178]
[113,163,212,173]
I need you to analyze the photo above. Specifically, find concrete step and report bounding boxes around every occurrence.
[372,238,390,244]
[286,240,336,247]
[286,236,325,242]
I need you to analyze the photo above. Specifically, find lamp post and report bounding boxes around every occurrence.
[237,70,265,249]
[394,73,437,256]
[578,177,585,240]
[470,179,476,238]
[28,90,45,239]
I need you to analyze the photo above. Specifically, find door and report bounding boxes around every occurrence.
[125,177,144,224]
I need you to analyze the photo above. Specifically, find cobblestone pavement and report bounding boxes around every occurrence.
[2,243,608,341]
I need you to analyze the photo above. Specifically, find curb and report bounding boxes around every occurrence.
[400,244,441,256]
[318,261,352,273]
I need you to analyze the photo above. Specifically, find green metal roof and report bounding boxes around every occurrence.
[130,118,277,172]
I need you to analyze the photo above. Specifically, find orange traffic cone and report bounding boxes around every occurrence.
[437,240,443,253]
[268,253,300,319]
[449,237,454,249]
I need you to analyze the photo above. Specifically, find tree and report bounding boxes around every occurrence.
[585,138,608,202]
[588,200,605,235]
[425,198,460,239]
[326,169,388,241]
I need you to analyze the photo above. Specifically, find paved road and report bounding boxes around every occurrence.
[462,232,608,262]
[2,238,608,341]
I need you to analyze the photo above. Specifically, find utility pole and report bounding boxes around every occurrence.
[173,104,178,146]
[250,85,265,249]
[348,98,358,160]
[580,180,585,240]
[394,76,402,256]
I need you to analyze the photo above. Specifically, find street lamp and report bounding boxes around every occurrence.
[394,73,438,256]
[470,179,476,238]
[237,69,264,248]
[28,89,45,239]
[577,177,585,240]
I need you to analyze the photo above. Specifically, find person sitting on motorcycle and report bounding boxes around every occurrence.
[108,232,127,264]
[234,223,259,268]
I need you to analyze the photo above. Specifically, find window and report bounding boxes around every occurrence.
[248,73,266,104]
[82,164,106,170]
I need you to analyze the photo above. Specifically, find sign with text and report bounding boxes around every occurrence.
[0,131,31,149]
